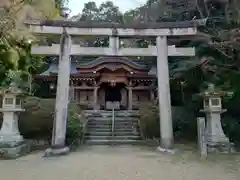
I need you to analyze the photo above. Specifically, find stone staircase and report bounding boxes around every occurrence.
[84,110,142,145]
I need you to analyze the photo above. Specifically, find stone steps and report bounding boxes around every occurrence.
[85,131,141,136]
[83,110,142,145]
[87,122,139,130]
[85,135,141,140]
[87,122,139,127]
[84,110,139,117]
[87,117,139,121]
[84,139,143,145]
[86,128,138,133]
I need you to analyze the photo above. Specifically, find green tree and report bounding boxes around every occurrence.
[98,1,123,23]
[0,0,63,93]
[80,1,99,21]
[80,1,123,22]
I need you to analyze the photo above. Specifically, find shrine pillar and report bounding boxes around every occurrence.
[156,36,174,150]
[93,86,99,110]
[45,29,71,156]
[150,90,155,101]
[127,86,133,110]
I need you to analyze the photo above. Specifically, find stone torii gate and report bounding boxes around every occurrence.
[26,20,202,155]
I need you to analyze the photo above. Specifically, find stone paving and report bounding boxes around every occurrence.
[0,145,239,180]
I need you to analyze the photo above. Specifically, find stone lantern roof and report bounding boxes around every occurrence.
[0,82,22,95]
[199,84,233,98]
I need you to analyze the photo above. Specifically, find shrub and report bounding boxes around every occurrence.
[19,97,86,146]
[139,102,159,139]
[19,97,54,140]
[222,115,240,149]
[138,102,197,141]
[66,103,86,146]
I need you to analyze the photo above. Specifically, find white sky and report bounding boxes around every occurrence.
[68,0,147,16]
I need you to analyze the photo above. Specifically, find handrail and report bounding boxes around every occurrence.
[111,108,115,138]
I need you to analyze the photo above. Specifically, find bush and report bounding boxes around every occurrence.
[139,102,159,139]
[222,115,240,149]
[172,106,197,141]
[19,97,86,146]
[139,103,197,141]
[19,97,55,140]
[66,103,86,146]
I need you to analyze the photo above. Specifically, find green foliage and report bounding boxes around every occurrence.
[55,0,69,10]
[0,27,44,93]
[66,103,86,146]
[80,1,123,22]
[139,102,159,139]
[139,103,197,141]
[18,97,86,146]
[19,97,55,140]
[222,115,240,149]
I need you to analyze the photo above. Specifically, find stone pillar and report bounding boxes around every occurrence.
[156,36,174,150]
[93,86,99,110]
[45,29,71,156]
[128,86,133,110]
[197,117,207,158]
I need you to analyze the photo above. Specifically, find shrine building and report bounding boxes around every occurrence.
[36,56,157,110]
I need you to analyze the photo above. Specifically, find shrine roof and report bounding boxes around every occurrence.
[39,56,152,76]
[25,19,206,29]
[40,61,78,76]
[148,66,157,76]
[77,57,148,70]
[148,66,178,78]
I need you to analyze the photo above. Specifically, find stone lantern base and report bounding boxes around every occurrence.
[0,109,31,159]
[200,109,236,153]
[207,141,235,153]
[0,140,31,159]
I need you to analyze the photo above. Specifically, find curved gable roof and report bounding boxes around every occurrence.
[78,57,148,70]
[39,62,78,76]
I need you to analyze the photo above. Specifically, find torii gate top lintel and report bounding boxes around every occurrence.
[26,19,203,29]
[25,19,206,36]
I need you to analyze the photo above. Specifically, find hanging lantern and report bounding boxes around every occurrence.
[110,80,116,87]
[50,83,55,90]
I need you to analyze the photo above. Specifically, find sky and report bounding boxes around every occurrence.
[68,0,147,16]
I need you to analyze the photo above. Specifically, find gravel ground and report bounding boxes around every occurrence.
[0,145,239,180]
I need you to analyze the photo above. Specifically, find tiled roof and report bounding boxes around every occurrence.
[40,61,78,76]
[39,57,151,76]
[78,57,148,70]
[148,66,157,76]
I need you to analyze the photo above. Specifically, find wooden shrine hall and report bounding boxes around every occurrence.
[36,56,157,110]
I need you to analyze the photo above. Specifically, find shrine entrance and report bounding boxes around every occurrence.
[101,82,126,110]
[105,84,122,102]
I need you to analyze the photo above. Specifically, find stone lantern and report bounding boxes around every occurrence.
[0,83,29,158]
[200,84,234,152]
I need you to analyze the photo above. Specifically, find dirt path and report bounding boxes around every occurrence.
[0,145,239,180]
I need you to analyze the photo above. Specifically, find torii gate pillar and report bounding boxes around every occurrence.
[156,36,173,150]
[44,30,72,156]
